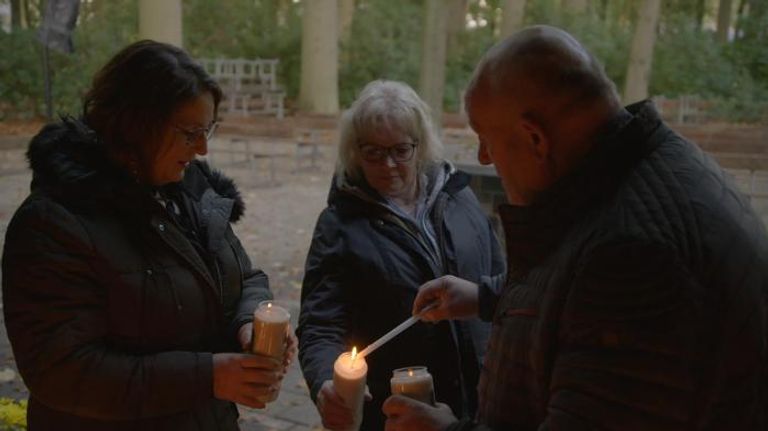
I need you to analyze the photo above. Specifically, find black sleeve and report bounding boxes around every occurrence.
[228,228,272,339]
[296,209,351,402]
[2,199,214,420]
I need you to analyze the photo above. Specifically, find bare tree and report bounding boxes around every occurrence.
[419,0,449,129]
[299,0,340,114]
[623,0,661,104]
[717,0,733,43]
[500,0,526,39]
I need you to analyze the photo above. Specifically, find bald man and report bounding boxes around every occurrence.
[383,25,768,431]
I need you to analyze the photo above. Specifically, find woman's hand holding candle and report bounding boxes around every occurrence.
[239,321,298,373]
[329,348,369,431]
[317,380,372,430]
[212,353,283,409]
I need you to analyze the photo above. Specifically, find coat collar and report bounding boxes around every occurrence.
[498,100,665,274]
[26,117,245,223]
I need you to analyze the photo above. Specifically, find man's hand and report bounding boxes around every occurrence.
[383,395,458,431]
[413,275,479,322]
[212,353,283,409]
[316,380,372,430]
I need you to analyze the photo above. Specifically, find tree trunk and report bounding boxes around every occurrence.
[623,0,661,104]
[735,0,747,38]
[562,0,588,14]
[447,0,467,54]
[695,0,706,31]
[717,0,733,43]
[299,0,339,114]
[419,0,449,129]
[338,0,355,46]
[599,0,609,21]
[10,0,21,29]
[22,0,31,28]
[745,0,768,40]
[139,0,183,47]
[500,0,526,39]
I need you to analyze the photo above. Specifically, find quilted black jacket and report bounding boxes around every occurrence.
[452,101,768,431]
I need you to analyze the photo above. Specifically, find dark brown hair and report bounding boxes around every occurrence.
[83,40,222,154]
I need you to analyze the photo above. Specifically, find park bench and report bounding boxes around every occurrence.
[198,58,286,119]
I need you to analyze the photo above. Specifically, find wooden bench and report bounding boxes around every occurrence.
[198,58,286,119]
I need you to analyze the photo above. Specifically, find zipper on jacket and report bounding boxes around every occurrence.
[379,213,442,277]
[431,192,452,275]
[429,190,472,417]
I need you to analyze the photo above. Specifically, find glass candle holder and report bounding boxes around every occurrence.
[390,366,435,406]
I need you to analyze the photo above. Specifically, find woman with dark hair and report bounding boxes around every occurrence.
[2,40,296,430]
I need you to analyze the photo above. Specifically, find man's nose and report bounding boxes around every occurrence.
[477,141,492,165]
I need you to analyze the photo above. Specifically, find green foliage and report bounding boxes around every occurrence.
[0,398,27,430]
[184,0,303,99]
[338,0,423,106]
[1,0,766,123]
[0,28,44,119]
[0,0,137,120]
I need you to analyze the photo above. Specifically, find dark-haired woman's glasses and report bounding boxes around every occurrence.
[358,142,417,163]
[174,122,218,146]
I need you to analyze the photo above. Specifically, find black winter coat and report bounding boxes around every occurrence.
[2,119,271,430]
[451,101,768,431]
[298,167,506,430]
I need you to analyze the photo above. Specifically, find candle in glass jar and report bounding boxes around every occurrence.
[333,347,368,431]
[390,366,435,405]
[252,300,290,403]
[252,300,290,359]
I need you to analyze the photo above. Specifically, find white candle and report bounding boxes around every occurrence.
[390,366,435,406]
[252,300,290,403]
[333,347,368,431]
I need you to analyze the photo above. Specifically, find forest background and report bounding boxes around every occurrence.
[1,0,767,124]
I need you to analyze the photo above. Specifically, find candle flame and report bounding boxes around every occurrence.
[408,369,414,377]
[350,347,358,370]
[267,303,273,309]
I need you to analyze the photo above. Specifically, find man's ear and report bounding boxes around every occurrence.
[520,116,551,164]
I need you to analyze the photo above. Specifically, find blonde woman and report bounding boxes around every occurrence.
[297,80,505,430]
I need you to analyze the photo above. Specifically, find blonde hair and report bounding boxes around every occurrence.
[335,80,443,185]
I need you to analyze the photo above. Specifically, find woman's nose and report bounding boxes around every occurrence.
[194,135,209,156]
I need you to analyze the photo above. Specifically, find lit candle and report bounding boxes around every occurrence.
[252,300,290,402]
[390,366,435,406]
[333,347,368,431]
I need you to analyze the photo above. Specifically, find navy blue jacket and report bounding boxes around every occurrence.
[298,169,505,430]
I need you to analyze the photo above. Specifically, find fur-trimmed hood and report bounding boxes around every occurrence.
[26,117,245,222]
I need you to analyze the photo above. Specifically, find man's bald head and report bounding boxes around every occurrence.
[467,25,619,120]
